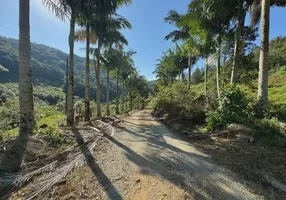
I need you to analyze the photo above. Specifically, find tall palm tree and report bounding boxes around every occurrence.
[74,0,92,122]
[186,0,233,98]
[230,0,249,84]
[88,1,131,118]
[120,52,136,112]
[78,0,92,122]
[102,38,129,115]
[113,49,135,114]
[257,0,270,112]
[19,0,34,135]
[249,0,286,113]
[165,10,192,87]
[102,16,131,116]
[42,0,85,126]
[85,0,90,121]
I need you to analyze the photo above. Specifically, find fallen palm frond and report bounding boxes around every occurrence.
[25,136,102,199]
[94,120,115,136]
[0,123,112,199]
[101,116,122,127]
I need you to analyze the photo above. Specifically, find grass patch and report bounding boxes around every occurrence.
[252,117,286,149]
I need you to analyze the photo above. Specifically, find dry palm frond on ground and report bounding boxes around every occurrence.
[0,121,115,199]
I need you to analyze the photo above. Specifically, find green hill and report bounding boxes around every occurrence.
[0,36,119,100]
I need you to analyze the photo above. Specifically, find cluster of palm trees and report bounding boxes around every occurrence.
[18,0,148,136]
[155,0,285,113]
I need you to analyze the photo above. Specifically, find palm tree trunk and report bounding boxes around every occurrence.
[205,58,209,106]
[188,52,192,88]
[84,16,90,121]
[217,35,222,99]
[67,14,75,126]
[121,81,124,112]
[65,56,68,114]
[204,58,208,96]
[257,0,270,113]
[96,41,102,119]
[94,58,96,114]
[231,18,242,84]
[125,82,128,111]
[129,93,132,111]
[106,65,110,116]
[19,0,34,135]
[116,72,119,114]
[129,93,134,111]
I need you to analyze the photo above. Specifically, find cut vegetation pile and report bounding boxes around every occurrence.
[0,120,117,199]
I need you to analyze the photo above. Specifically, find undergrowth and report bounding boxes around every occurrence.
[151,70,286,149]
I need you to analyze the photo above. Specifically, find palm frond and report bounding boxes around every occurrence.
[75,28,97,44]
[165,30,190,42]
[164,10,182,25]
[41,0,70,20]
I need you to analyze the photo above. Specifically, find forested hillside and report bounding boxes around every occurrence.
[0,36,118,100]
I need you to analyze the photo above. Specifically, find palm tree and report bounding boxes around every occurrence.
[102,16,131,116]
[230,0,248,84]
[249,0,286,113]
[19,0,34,135]
[186,0,234,98]
[164,10,192,87]
[120,52,136,112]
[125,73,148,111]
[257,0,270,112]
[81,0,91,122]
[183,39,200,89]
[85,0,91,121]
[154,49,182,86]
[102,43,130,116]
[112,49,135,114]
[74,0,93,122]
[88,1,131,118]
[42,0,85,126]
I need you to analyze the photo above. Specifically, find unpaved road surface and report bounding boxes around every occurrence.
[29,109,261,200]
[83,109,260,200]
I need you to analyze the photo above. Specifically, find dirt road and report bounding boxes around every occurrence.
[36,109,261,200]
[75,109,259,200]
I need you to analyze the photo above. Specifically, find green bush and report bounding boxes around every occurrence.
[0,98,19,133]
[1,99,66,140]
[152,81,206,124]
[205,85,253,131]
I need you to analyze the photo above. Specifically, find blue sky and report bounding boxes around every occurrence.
[0,0,286,80]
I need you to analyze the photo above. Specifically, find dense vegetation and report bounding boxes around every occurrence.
[151,0,286,149]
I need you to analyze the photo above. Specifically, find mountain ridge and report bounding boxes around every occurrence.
[0,35,118,100]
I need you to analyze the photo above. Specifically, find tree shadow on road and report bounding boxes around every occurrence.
[72,128,122,200]
[106,131,247,200]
